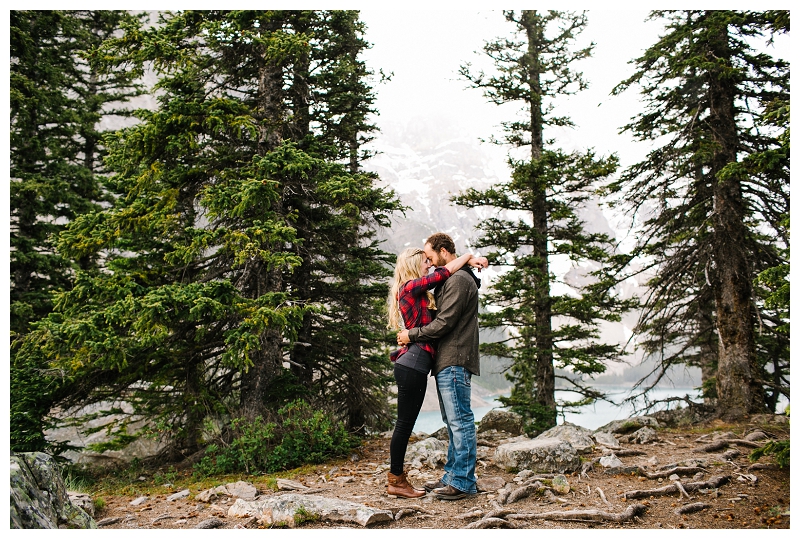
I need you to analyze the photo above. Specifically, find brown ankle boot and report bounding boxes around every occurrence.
[387,471,425,498]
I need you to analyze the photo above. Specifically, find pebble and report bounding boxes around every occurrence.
[166,490,190,502]
[130,496,149,506]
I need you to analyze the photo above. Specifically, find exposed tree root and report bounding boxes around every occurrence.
[505,481,545,504]
[622,475,730,499]
[606,449,647,457]
[596,487,612,507]
[638,466,706,479]
[694,439,761,452]
[675,503,710,515]
[506,503,648,523]
[463,517,518,529]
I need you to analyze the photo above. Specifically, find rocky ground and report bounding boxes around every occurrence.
[90,413,790,531]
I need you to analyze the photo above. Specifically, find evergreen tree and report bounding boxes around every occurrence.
[282,10,399,432]
[455,10,634,434]
[15,10,400,457]
[610,10,789,420]
[9,10,144,452]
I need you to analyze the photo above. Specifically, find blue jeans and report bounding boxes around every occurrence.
[435,366,477,494]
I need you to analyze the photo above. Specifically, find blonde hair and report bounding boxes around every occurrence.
[387,247,437,330]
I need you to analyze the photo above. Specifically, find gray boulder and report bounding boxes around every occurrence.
[228,494,393,527]
[10,452,97,529]
[595,415,660,434]
[536,422,595,453]
[477,409,524,435]
[493,438,581,474]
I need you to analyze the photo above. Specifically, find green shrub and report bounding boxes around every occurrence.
[194,400,357,476]
[749,406,790,468]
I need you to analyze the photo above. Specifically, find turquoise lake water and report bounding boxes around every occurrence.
[413,385,703,434]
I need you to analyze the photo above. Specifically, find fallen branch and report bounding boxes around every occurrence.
[506,503,647,523]
[675,503,710,515]
[694,439,761,452]
[463,517,518,529]
[622,475,730,500]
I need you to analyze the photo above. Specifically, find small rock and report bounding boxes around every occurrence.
[130,496,149,506]
[432,427,449,441]
[477,409,524,435]
[97,517,122,527]
[277,479,308,491]
[137,476,148,482]
[594,431,621,449]
[477,476,506,492]
[225,481,258,500]
[628,426,659,444]
[167,489,190,502]
[669,474,680,481]
[551,474,570,495]
[744,430,769,442]
[349,453,361,463]
[722,449,741,460]
[693,472,705,480]
[208,504,226,516]
[196,517,224,529]
[333,476,355,484]
[599,455,624,468]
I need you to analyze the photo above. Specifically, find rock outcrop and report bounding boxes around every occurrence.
[228,493,393,527]
[493,438,581,474]
[10,452,97,529]
[477,409,524,435]
[595,416,660,434]
[536,422,595,453]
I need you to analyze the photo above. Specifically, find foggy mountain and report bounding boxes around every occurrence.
[364,115,701,396]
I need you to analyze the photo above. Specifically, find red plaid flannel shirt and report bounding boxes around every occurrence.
[390,267,451,362]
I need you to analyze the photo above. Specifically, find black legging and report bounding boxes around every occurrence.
[390,363,428,476]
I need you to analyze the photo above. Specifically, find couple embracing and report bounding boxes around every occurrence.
[386,232,488,501]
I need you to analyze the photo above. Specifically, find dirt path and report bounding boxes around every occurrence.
[93,418,789,530]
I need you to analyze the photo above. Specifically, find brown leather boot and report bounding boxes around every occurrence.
[387,471,425,498]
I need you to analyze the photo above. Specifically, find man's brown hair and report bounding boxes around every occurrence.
[426,232,456,255]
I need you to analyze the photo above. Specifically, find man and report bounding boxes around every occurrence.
[397,232,484,500]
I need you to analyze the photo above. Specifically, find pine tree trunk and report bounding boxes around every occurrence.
[705,20,765,419]
[523,11,556,427]
[240,43,286,421]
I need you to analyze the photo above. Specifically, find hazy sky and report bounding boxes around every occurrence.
[358,8,790,172]
[359,9,659,171]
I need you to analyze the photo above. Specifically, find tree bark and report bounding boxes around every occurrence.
[522,10,556,428]
[705,18,765,419]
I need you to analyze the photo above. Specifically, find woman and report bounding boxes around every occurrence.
[385,247,487,498]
